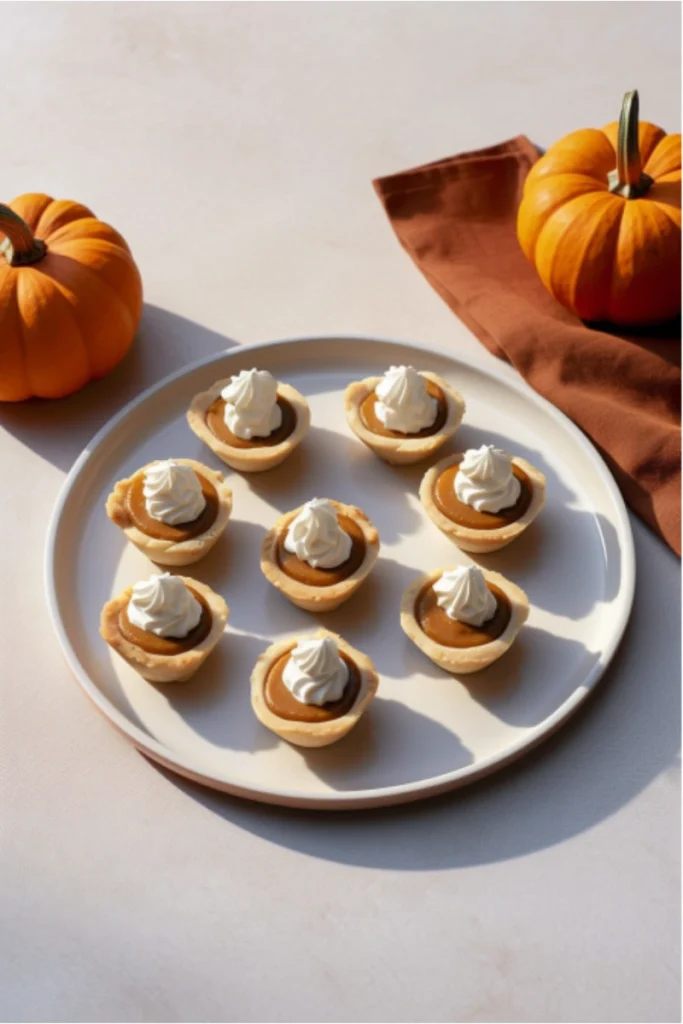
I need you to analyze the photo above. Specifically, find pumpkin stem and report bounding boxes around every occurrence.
[608,90,654,199]
[0,204,47,266]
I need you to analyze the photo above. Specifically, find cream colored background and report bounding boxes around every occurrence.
[1,3,680,1022]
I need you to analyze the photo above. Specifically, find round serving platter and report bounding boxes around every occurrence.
[45,335,635,809]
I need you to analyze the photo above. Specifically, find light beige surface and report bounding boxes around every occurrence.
[1,2,680,1022]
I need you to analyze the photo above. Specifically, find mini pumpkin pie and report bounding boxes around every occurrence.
[260,498,380,612]
[401,564,528,674]
[106,458,233,566]
[251,629,378,747]
[420,444,546,553]
[100,572,228,683]
[344,364,466,465]
[187,367,310,472]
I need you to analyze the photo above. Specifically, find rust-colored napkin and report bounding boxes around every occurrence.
[374,137,681,555]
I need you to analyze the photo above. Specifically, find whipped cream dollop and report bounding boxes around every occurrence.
[127,573,202,638]
[221,368,282,440]
[282,636,349,706]
[433,565,497,627]
[284,498,352,569]
[143,460,206,525]
[454,444,521,513]
[374,365,438,434]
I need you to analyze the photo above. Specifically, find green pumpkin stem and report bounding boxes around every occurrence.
[608,90,654,199]
[0,204,47,266]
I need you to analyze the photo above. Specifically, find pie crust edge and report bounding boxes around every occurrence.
[250,628,379,747]
[400,567,529,674]
[420,454,546,553]
[187,380,311,472]
[106,459,233,566]
[344,371,466,465]
[99,576,229,683]
[260,500,380,612]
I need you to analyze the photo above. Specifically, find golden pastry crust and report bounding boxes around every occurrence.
[106,459,233,567]
[420,454,546,553]
[400,568,529,674]
[260,500,380,612]
[186,380,310,473]
[344,371,466,465]
[99,577,229,683]
[250,629,379,747]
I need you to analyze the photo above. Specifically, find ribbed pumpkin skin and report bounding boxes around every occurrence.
[517,123,681,325]
[0,193,142,401]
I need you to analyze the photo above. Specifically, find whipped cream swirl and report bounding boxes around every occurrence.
[221,368,282,440]
[455,445,521,513]
[127,573,202,638]
[284,498,352,569]
[282,636,349,706]
[374,365,437,434]
[433,565,497,627]
[143,460,206,525]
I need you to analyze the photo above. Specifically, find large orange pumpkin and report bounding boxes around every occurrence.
[0,193,142,401]
[517,91,681,325]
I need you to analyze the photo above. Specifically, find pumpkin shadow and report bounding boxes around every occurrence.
[0,304,238,473]
[590,316,681,369]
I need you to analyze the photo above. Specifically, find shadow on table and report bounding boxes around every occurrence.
[300,696,474,790]
[162,519,680,872]
[0,304,238,472]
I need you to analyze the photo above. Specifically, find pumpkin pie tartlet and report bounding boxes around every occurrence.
[106,458,233,566]
[260,498,380,612]
[100,573,229,683]
[187,367,310,472]
[251,629,379,747]
[420,444,546,553]
[344,365,465,465]
[401,565,529,674]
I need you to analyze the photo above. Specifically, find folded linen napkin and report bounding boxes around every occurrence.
[374,136,681,555]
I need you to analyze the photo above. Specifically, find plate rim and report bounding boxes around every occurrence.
[44,333,636,809]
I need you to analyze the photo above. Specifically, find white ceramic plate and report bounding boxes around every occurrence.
[45,335,635,809]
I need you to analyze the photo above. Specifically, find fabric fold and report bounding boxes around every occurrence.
[374,137,681,554]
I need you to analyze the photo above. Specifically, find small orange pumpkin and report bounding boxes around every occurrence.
[517,91,681,325]
[0,193,142,401]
